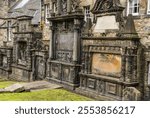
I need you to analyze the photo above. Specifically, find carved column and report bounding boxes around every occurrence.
[84,52,88,73]
[132,55,137,82]
[15,39,18,64]
[7,49,12,69]
[88,52,92,74]
[125,50,132,83]
[67,0,72,13]
[56,0,61,15]
[49,21,54,59]
[31,50,36,81]
[73,19,80,63]
[26,38,32,70]
[50,1,53,11]
[120,48,126,81]
[44,51,48,78]
[12,38,16,64]
[0,51,2,66]
[81,50,85,73]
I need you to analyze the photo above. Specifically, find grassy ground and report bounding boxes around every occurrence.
[0,81,20,89]
[0,79,93,101]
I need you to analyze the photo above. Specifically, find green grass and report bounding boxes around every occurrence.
[0,80,93,101]
[0,81,19,89]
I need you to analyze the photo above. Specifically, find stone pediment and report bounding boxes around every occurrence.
[91,0,124,14]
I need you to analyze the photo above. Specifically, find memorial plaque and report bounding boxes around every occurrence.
[92,54,121,77]
[57,32,74,51]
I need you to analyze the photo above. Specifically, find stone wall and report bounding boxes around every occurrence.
[43,24,51,45]
[0,0,19,47]
[120,0,150,46]
[0,0,8,46]
[42,0,51,45]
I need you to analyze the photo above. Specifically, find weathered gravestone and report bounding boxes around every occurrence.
[123,87,141,101]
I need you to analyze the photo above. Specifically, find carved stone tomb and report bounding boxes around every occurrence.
[11,16,42,81]
[47,0,84,90]
[78,0,141,100]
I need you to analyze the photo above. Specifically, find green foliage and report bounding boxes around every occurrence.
[0,81,93,101]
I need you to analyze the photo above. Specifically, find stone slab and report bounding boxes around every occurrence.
[4,83,25,93]
[0,81,62,93]
[22,81,62,90]
[0,88,10,93]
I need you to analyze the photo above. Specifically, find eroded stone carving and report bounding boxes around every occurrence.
[123,87,141,101]
[71,0,81,11]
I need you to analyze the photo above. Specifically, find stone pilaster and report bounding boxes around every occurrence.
[67,0,72,13]
[125,54,133,83]
[73,19,80,63]
[56,0,61,15]
[26,38,32,69]
[132,56,137,82]
[49,21,54,59]
[84,52,88,74]
[81,51,85,73]
[88,52,92,74]
[7,49,12,69]
[121,55,125,81]
[0,51,2,66]
[44,51,48,78]
[13,38,17,64]
[31,50,36,81]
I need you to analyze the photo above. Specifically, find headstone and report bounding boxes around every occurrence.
[123,87,141,101]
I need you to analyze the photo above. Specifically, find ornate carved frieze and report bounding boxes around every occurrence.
[56,51,73,63]
[32,39,48,51]
[89,45,122,54]
[82,38,139,48]
[56,21,74,32]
